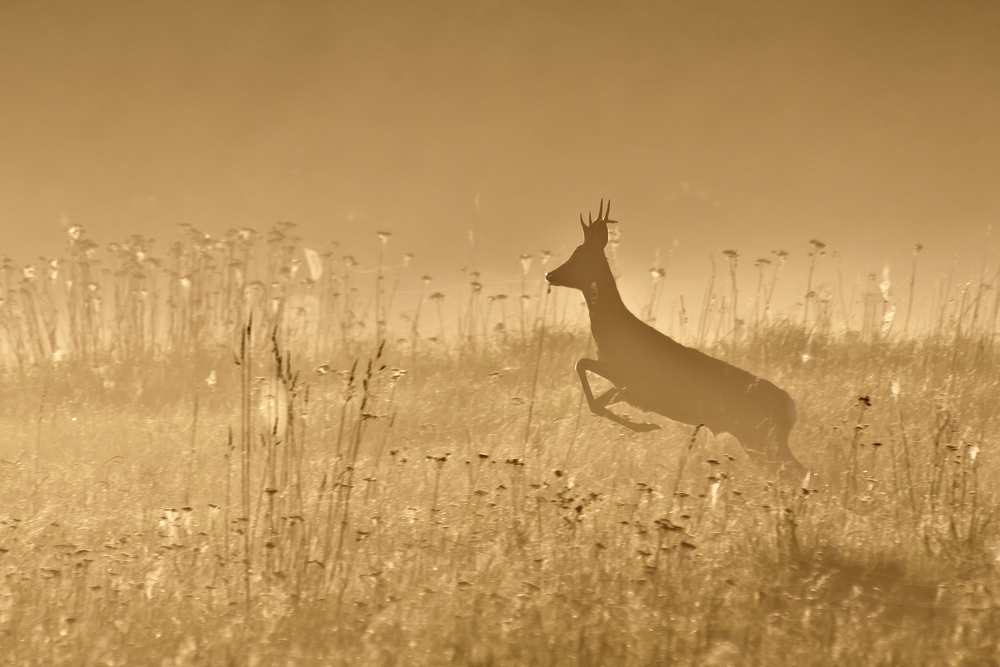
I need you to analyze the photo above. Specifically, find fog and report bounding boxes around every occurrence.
[6,4,1000,663]
[2,0,998,318]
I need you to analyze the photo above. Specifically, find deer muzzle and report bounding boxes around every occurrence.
[544,269,564,287]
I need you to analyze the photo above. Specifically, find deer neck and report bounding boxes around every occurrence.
[584,263,630,335]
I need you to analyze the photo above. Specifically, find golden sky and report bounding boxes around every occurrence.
[1,0,997,305]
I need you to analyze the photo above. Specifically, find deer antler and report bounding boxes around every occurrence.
[582,200,614,233]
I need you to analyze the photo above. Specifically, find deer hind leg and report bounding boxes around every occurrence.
[741,422,809,486]
[772,424,810,486]
[575,358,660,433]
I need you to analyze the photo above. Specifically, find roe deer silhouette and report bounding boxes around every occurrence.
[545,200,808,482]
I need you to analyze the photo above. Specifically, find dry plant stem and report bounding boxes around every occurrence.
[224,426,233,586]
[239,315,253,610]
[31,388,45,517]
[804,251,817,326]
[727,252,739,347]
[328,375,370,595]
[327,345,379,596]
[523,285,551,460]
[436,298,446,343]
[431,458,444,513]
[892,393,919,521]
[970,238,990,335]
[291,385,307,518]
[765,253,785,326]
[904,246,920,337]
[836,261,850,332]
[309,473,327,567]
[411,284,425,364]
[753,264,765,336]
[320,359,356,576]
[845,401,867,508]
[671,425,702,511]
[697,255,716,348]
[375,239,385,343]
[520,272,527,343]
[366,383,398,504]
[260,430,276,581]
[678,295,688,344]
[989,264,1000,333]
[184,392,198,508]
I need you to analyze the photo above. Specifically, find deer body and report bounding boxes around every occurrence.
[546,201,806,479]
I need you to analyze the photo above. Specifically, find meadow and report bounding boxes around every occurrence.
[0,223,999,665]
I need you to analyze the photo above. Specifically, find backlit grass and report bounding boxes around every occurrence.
[0,225,998,665]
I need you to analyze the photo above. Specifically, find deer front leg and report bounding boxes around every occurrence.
[575,358,660,432]
[593,386,621,409]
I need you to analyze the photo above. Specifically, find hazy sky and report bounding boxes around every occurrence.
[2,1,998,309]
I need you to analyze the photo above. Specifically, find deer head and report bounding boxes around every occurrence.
[545,199,614,291]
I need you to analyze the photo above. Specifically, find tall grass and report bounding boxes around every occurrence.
[1,224,1000,665]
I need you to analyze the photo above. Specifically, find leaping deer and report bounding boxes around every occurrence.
[545,200,808,482]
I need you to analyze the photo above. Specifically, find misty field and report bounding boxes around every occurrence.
[1,224,1000,666]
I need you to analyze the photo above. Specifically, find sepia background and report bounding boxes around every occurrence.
[2,2,1000,665]
[2,0,998,314]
